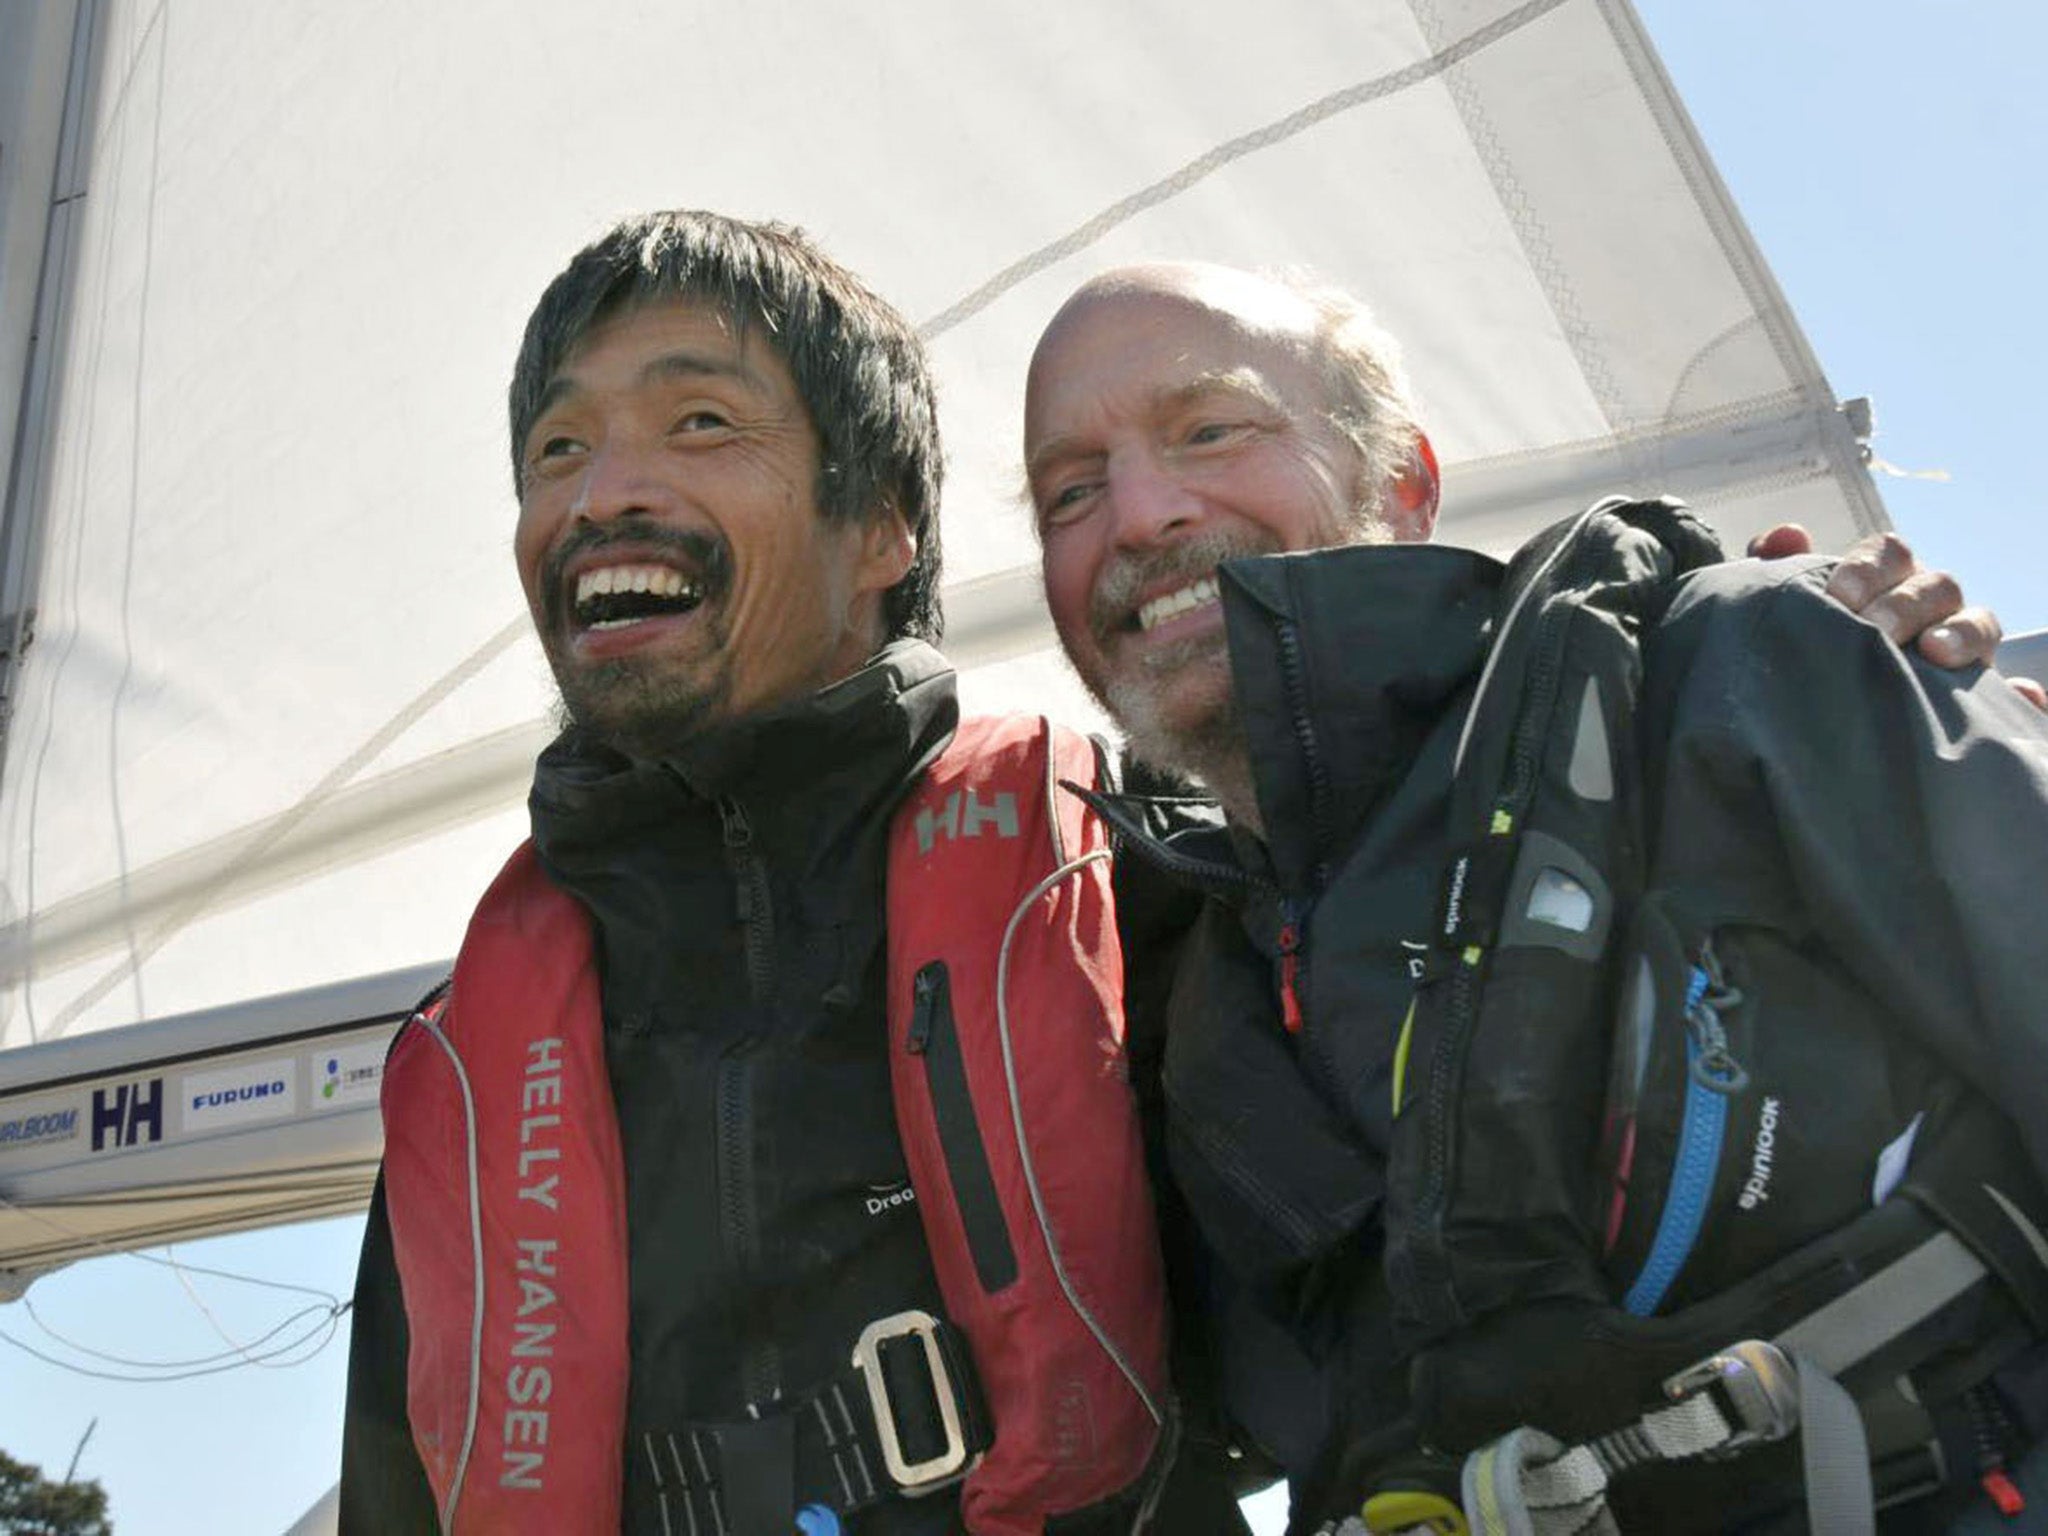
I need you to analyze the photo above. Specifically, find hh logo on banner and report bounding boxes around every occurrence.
[91,1080,165,1151]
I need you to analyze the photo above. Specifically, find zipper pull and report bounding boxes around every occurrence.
[1982,1469,2025,1518]
[1682,943,1749,1094]
[1966,1383,2026,1517]
[716,797,754,849]
[717,798,756,922]
[1277,914,1305,1035]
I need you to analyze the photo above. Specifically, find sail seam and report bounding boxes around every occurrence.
[916,0,1572,341]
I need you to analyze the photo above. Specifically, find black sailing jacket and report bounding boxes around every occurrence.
[343,643,965,1533]
[340,641,1254,1534]
[1095,538,2048,1505]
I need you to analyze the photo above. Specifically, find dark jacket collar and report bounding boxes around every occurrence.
[1216,542,1503,898]
[1085,543,1503,904]
[529,639,958,887]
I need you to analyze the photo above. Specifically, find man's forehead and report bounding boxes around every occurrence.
[1026,270,1323,448]
[565,295,745,366]
[534,296,777,409]
[1066,264,1317,340]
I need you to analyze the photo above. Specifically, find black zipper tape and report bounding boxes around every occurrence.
[908,961,1019,1293]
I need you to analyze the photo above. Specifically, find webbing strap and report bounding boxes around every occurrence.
[1797,1356,1874,1536]
[1774,1228,1985,1374]
[639,1316,991,1533]
[1459,1346,1872,1534]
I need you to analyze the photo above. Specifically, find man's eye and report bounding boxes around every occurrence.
[534,434,583,462]
[1039,481,1100,527]
[671,409,731,434]
[1185,421,1246,447]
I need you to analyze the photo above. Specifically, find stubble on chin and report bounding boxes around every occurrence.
[546,627,733,764]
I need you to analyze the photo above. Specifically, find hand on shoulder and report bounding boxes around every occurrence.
[1748,524,2046,710]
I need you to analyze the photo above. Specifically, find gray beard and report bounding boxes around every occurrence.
[1086,506,1396,833]
[1098,632,1263,834]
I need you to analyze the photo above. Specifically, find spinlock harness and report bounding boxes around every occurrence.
[381,715,1170,1534]
[1352,500,2048,1533]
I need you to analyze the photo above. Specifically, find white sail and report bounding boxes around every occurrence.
[0,0,1889,1272]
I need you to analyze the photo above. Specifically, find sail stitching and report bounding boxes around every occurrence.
[915,0,1572,341]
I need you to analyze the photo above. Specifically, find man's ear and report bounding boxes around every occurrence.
[854,501,918,596]
[1384,433,1441,542]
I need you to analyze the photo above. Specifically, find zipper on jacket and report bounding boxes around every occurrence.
[906,961,1019,1293]
[1965,1383,2028,1517]
[1499,543,1595,809]
[1068,780,1266,896]
[1386,948,1478,1322]
[716,796,775,1003]
[1622,960,1747,1316]
[716,1051,778,1402]
[1397,532,1602,1330]
[1271,612,1337,889]
[713,792,776,1402]
[1266,607,1338,1045]
[1275,905,1306,1035]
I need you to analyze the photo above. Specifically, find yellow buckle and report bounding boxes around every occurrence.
[1362,1489,1469,1534]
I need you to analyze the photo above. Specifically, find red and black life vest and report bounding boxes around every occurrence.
[380,715,1170,1532]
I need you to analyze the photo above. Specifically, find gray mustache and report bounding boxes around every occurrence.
[1086,528,1276,642]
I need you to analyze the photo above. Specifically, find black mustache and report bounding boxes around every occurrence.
[542,523,734,628]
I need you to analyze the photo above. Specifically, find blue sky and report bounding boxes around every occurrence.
[1640,1,2047,638]
[1,5,2041,1533]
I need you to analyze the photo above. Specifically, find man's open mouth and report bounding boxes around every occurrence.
[1134,575,1221,633]
[572,562,708,631]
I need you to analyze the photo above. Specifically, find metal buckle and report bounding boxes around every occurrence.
[1663,1339,1800,1458]
[850,1310,974,1494]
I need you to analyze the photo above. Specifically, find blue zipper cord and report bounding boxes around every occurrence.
[1623,967,1728,1317]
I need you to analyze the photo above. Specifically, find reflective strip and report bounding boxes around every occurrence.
[410,1013,485,1532]
[1567,676,1614,801]
[1391,998,1417,1116]
[995,845,1162,1428]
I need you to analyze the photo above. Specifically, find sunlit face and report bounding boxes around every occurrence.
[1025,272,1391,775]
[514,300,910,756]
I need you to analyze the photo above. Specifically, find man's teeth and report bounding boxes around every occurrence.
[1137,576,1221,632]
[575,564,696,604]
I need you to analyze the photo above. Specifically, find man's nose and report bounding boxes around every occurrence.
[1104,451,1202,549]
[570,439,668,525]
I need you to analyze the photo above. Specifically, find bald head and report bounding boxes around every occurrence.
[1023,261,1438,823]
[1043,261,1323,344]
[1029,262,1428,515]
